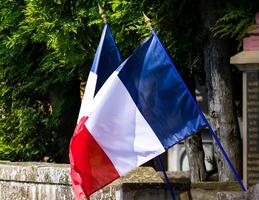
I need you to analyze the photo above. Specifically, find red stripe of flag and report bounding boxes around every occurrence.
[69,117,120,199]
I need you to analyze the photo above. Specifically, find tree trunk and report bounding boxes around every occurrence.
[199,0,242,181]
[185,131,207,182]
[184,75,207,182]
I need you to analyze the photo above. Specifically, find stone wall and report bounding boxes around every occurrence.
[0,161,73,200]
[1,161,253,200]
[0,162,178,200]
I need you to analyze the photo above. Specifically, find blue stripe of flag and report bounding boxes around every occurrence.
[118,32,206,149]
[91,24,122,95]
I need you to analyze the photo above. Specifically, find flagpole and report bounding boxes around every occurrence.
[98,3,107,23]
[143,13,152,31]
[152,31,246,192]
[165,47,247,191]
[204,121,247,192]
[155,156,176,200]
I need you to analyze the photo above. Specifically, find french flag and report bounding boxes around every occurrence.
[70,31,206,199]
[69,24,122,199]
[77,24,122,121]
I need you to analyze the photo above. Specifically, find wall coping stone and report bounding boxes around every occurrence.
[0,161,163,186]
[0,162,71,185]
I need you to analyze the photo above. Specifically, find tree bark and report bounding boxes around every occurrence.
[184,75,207,182]
[199,0,242,181]
[185,131,207,182]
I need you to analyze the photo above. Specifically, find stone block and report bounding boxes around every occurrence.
[0,162,72,200]
[216,184,259,200]
[91,167,169,200]
[0,162,186,200]
[0,161,70,184]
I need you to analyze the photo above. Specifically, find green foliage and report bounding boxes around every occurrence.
[212,10,256,49]
[1,0,258,161]
[212,1,259,50]
[102,0,205,78]
[0,0,99,161]
[0,0,213,161]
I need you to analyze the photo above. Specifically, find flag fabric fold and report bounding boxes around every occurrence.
[70,30,206,199]
[69,24,122,200]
